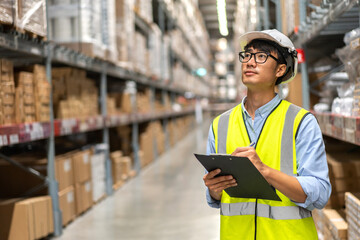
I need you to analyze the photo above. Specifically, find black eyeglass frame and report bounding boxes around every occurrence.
[238,51,281,64]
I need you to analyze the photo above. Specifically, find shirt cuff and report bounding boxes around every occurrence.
[293,176,327,211]
[206,188,220,208]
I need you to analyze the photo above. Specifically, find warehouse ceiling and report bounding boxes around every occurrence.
[198,0,238,40]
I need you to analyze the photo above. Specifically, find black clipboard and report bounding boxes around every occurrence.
[195,153,281,201]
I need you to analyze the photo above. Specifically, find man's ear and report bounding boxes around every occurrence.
[276,64,287,78]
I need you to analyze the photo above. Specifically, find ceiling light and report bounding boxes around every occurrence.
[217,38,228,50]
[217,0,228,36]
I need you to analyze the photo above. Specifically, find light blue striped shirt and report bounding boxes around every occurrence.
[205,94,331,211]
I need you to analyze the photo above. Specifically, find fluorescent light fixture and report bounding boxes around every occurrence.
[217,0,228,36]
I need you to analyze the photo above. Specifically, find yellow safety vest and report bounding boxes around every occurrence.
[212,100,318,240]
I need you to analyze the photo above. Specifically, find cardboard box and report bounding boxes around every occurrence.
[323,209,348,239]
[55,154,74,191]
[72,150,92,183]
[75,181,93,215]
[0,196,53,240]
[58,185,76,226]
[0,1,13,24]
[15,0,47,37]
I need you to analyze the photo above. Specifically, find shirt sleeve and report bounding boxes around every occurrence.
[205,125,221,208]
[293,114,332,210]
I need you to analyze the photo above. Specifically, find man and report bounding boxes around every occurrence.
[203,29,331,240]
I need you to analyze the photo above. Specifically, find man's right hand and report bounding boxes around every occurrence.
[203,169,237,200]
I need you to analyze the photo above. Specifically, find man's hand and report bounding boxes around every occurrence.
[231,146,268,175]
[231,145,307,203]
[203,169,237,201]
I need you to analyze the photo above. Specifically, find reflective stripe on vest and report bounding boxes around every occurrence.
[217,108,232,154]
[221,202,311,220]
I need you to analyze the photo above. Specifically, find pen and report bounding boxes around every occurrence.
[249,142,256,147]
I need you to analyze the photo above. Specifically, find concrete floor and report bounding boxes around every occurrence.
[53,121,220,240]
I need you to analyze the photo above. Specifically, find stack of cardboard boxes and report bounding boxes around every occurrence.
[115,0,135,68]
[32,65,51,122]
[137,90,152,113]
[56,153,76,226]
[133,31,150,76]
[139,124,154,167]
[110,151,132,190]
[152,121,166,156]
[0,59,15,125]
[345,192,360,239]
[52,68,99,119]
[15,72,36,123]
[56,149,94,225]
[72,150,93,215]
[326,152,360,209]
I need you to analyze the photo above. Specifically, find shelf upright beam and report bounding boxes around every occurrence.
[100,62,113,195]
[131,81,141,172]
[150,87,158,160]
[46,0,62,236]
[158,1,166,83]
[162,90,170,151]
[276,0,284,98]
[299,0,311,110]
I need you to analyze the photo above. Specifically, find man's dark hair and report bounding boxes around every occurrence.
[244,39,291,85]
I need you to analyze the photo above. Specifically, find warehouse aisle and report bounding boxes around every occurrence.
[54,121,220,240]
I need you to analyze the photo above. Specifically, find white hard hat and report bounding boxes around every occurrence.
[238,29,298,84]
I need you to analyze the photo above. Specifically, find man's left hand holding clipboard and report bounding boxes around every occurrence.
[202,142,255,201]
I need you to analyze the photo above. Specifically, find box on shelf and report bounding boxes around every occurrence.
[55,153,74,191]
[15,0,47,37]
[52,68,99,119]
[15,72,36,123]
[72,150,92,184]
[0,1,13,24]
[58,185,76,226]
[0,59,16,125]
[326,152,360,209]
[322,209,348,240]
[139,129,154,167]
[75,180,93,215]
[115,0,135,68]
[0,196,53,240]
[111,151,132,185]
[345,192,360,238]
[48,0,117,60]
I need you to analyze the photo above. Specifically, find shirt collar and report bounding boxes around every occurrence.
[241,94,282,119]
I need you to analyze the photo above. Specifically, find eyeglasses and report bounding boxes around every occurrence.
[238,51,280,64]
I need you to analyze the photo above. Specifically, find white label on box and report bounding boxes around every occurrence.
[64,159,71,172]
[0,136,3,146]
[9,134,19,144]
[85,182,91,192]
[67,191,74,203]
[2,136,7,145]
[83,153,89,164]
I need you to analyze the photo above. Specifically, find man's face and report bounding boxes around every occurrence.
[241,47,283,89]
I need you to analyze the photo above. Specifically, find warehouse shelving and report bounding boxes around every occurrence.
[314,112,360,146]
[0,1,210,238]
